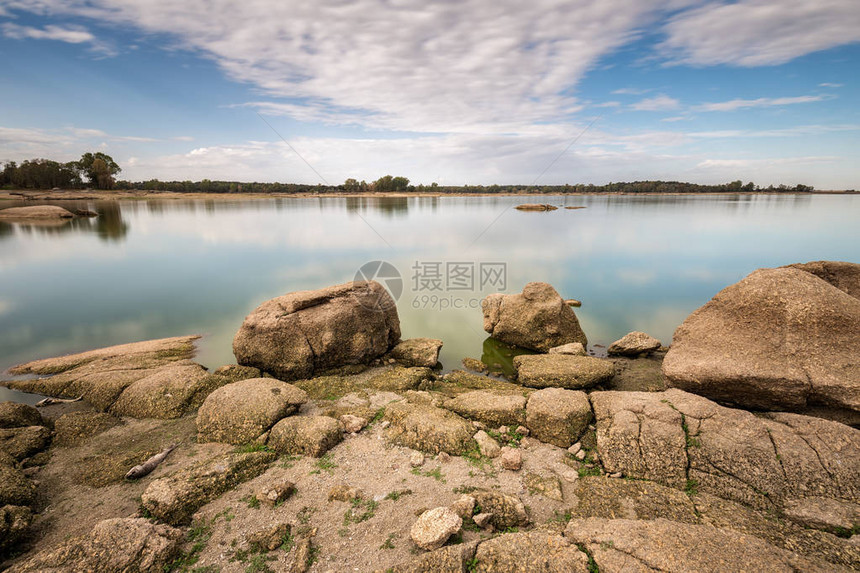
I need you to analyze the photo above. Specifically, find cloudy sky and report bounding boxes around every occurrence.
[1,0,858,188]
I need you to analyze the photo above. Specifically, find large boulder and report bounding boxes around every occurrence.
[109,360,212,419]
[514,354,614,389]
[140,450,276,525]
[6,517,183,573]
[590,389,860,510]
[196,378,308,445]
[663,265,860,417]
[787,260,860,299]
[564,517,838,573]
[267,415,342,457]
[233,281,401,380]
[384,402,476,455]
[443,391,527,427]
[525,388,591,447]
[482,282,587,352]
[0,402,43,429]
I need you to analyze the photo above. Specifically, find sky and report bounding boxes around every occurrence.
[0,0,858,189]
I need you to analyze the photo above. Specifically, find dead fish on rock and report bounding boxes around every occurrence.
[125,443,179,480]
[35,395,83,407]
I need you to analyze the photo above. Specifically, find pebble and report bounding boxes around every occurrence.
[515,425,529,436]
[473,512,493,529]
[437,452,451,463]
[380,421,390,429]
[610,472,622,478]
[410,451,425,467]
[568,443,582,455]
[575,449,586,461]
[500,446,522,471]
[449,495,476,519]
[498,425,510,435]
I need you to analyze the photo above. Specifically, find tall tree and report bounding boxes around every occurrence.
[76,152,121,189]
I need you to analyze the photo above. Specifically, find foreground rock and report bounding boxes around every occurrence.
[7,517,183,573]
[0,505,32,553]
[410,507,462,550]
[0,426,51,460]
[109,360,212,419]
[475,532,589,572]
[514,354,614,389]
[0,205,75,219]
[389,338,443,368]
[2,336,202,415]
[565,517,840,573]
[443,390,527,427]
[482,282,587,351]
[787,260,860,299]
[267,415,342,457]
[607,331,661,356]
[196,378,308,444]
[384,402,476,455]
[0,403,43,429]
[663,265,860,417]
[141,450,276,525]
[591,389,860,510]
[233,280,401,380]
[525,388,591,447]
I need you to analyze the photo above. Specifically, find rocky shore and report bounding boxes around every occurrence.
[1,261,858,572]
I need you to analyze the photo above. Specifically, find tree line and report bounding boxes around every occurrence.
[1,154,816,194]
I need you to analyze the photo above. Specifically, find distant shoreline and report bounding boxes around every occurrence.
[1,189,855,202]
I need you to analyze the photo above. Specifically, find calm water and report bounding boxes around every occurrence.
[1,194,858,402]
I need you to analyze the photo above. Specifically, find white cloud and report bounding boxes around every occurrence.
[631,95,680,111]
[1,22,115,55]
[819,83,844,88]
[660,0,860,66]
[612,87,652,95]
[698,95,826,112]
[2,0,689,134]
[696,156,839,169]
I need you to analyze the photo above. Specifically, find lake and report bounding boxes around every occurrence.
[1,193,858,403]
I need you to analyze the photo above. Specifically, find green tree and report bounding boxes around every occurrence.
[76,152,121,189]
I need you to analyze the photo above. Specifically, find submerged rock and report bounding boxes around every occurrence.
[514,204,558,211]
[6,517,183,573]
[663,264,860,418]
[233,280,401,381]
[196,378,307,445]
[0,205,75,219]
[141,450,276,525]
[514,354,614,389]
[482,282,587,352]
[607,331,661,356]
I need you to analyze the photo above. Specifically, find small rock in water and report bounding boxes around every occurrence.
[549,342,587,356]
[409,451,425,467]
[500,447,522,471]
[410,507,462,551]
[462,357,488,373]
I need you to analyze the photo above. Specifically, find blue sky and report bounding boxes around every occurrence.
[0,1,858,189]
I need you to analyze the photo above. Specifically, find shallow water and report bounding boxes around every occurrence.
[1,193,858,402]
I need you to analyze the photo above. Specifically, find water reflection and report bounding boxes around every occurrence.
[0,194,857,379]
